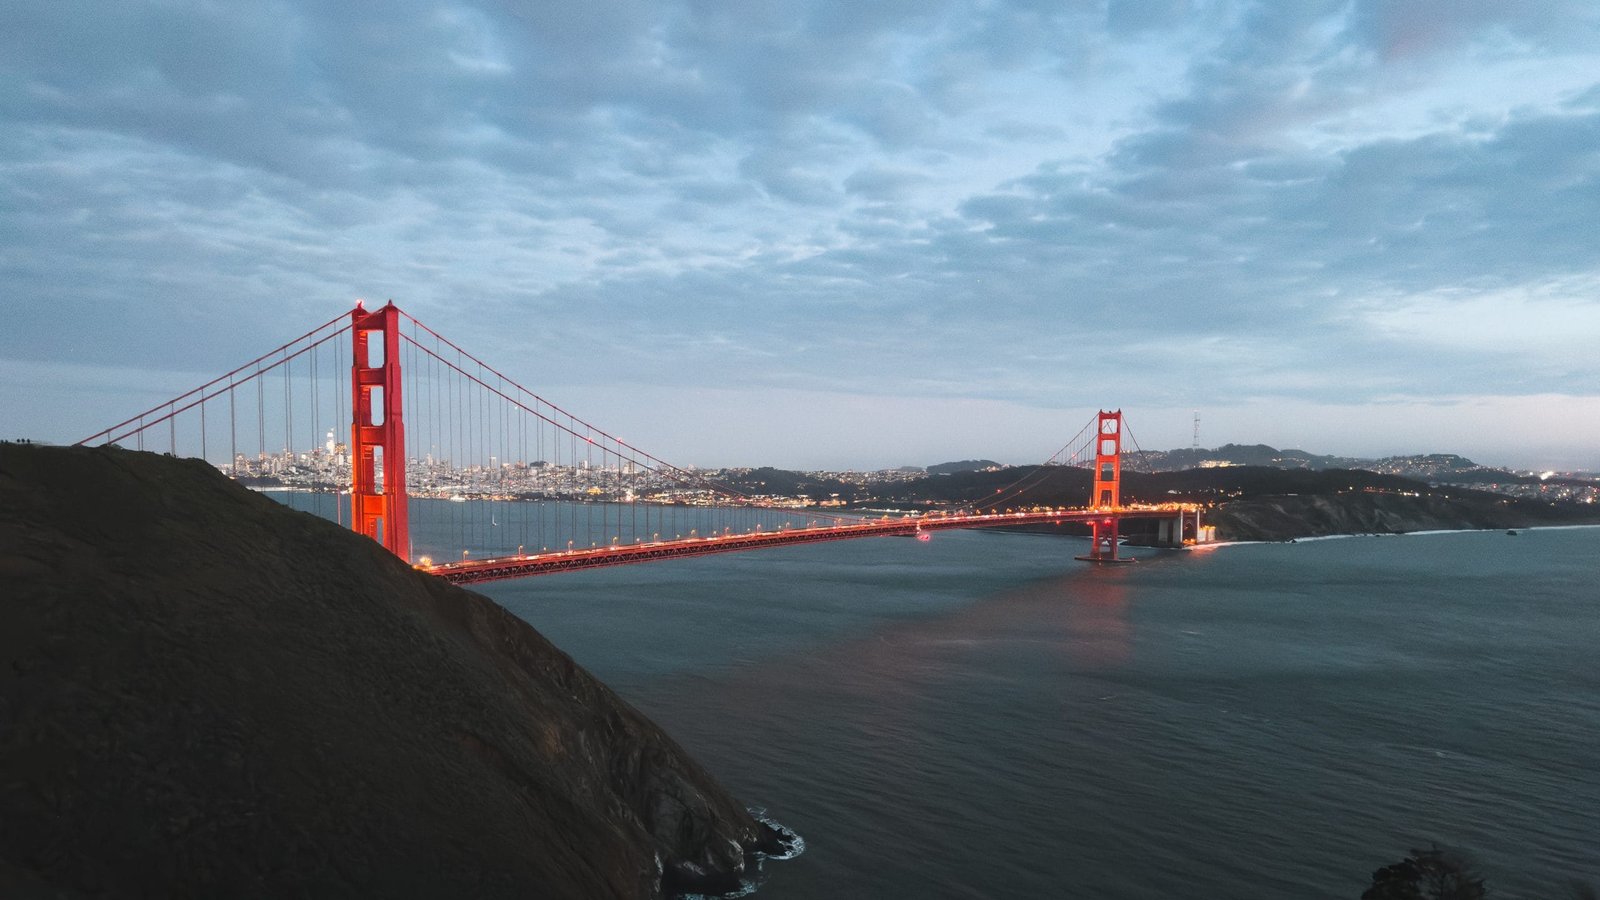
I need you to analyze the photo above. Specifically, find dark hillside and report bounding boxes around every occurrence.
[1204,491,1598,541]
[0,443,781,899]
[870,464,1600,540]
[885,465,1090,506]
[1121,466,1433,502]
[925,459,1000,475]
[878,465,1420,507]
[712,466,863,502]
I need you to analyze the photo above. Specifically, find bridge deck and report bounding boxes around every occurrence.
[420,505,1194,584]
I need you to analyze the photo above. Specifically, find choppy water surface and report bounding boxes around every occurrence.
[470,526,1599,898]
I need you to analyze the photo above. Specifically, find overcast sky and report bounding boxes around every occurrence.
[4,0,1599,470]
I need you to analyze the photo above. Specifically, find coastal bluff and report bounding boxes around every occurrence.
[0,443,779,898]
[1207,489,1600,541]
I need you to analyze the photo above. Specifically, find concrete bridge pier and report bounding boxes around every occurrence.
[1157,509,1213,548]
[1157,515,1185,548]
[1076,517,1135,564]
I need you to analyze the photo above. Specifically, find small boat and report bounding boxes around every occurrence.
[1506,529,1518,536]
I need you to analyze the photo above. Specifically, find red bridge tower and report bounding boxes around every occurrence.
[350,301,410,561]
[1077,409,1130,563]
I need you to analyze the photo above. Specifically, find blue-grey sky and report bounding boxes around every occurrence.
[4,0,1599,470]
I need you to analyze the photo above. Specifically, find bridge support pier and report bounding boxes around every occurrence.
[1076,517,1134,564]
[1158,515,1181,547]
[1156,509,1213,547]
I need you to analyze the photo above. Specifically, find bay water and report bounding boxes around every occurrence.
[275,493,1598,897]
[478,526,1599,899]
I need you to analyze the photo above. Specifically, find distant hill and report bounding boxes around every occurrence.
[1127,443,1561,486]
[709,466,865,502]
[1127,443,1366,472]
[926,459,1003,475]
[877,464,1429,508]
[864,463,1600,540]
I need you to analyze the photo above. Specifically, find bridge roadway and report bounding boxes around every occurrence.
[419,504,1197,584]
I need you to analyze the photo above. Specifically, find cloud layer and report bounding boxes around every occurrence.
[4,1,1599,467]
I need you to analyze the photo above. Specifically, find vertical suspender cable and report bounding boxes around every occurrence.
[311,337,319,464]
[284,352,292,458]
[257,375,265,462]
[519,390,527,554]
[478,363,487,553]
[453,340,462,556]
[229,377,237,476]
[569,418,576,548]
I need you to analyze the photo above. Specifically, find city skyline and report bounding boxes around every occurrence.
[4,2,1599,471]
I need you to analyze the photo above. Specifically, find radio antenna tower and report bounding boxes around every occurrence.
[1192,410,1200,450]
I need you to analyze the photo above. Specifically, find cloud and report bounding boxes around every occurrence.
[2,0,1599,466]
[1345,0,1600,61]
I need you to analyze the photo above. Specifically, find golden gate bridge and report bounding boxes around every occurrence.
[78,301,1206,583]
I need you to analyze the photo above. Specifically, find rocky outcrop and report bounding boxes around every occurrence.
[0,443,786,898]
[1207,491,1596,542]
